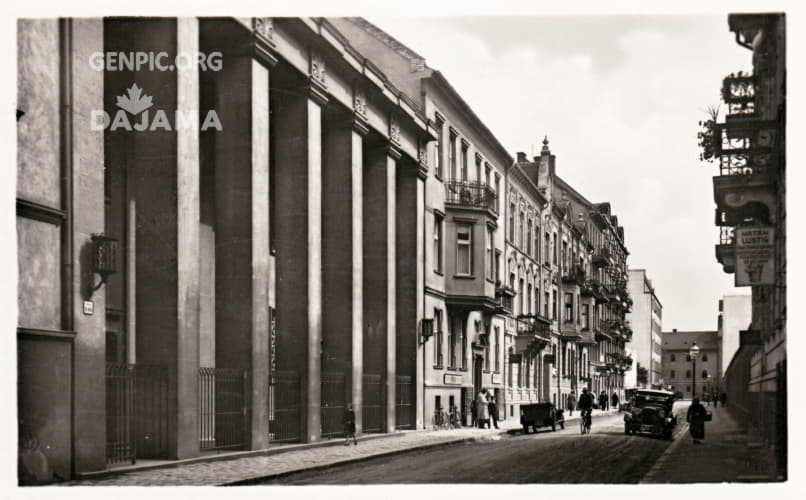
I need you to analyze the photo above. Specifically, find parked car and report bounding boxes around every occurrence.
[624,389,677,439]
[520,403,564,434]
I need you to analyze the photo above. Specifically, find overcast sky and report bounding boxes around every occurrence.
[369,15,752,331]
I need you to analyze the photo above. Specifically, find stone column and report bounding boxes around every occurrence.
[117,17,200,459]
[274,85,324,443]
[364,142,398,433]
[322,105,366,433]
[207,35,272,449]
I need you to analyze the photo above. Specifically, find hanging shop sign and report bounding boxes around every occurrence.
[735,226,775,286]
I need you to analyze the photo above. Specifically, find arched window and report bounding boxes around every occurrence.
[670,353,676,362]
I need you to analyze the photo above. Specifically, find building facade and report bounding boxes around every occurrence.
[17,17,438,482]
[626,269,663,388]
[701,13,786,478]
[661,330,720,399]
[717,294,752,381]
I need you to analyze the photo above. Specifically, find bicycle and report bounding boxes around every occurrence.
[579,409,592,435]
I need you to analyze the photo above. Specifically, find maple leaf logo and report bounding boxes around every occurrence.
[116,84,154,115]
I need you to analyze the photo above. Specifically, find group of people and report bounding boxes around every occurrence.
[702,391,727,407]
[566,389,620,415]
[471,388,499,429]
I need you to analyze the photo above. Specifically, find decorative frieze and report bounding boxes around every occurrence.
[254,18,274,43]
[389,116,401,145]
[310,50,327,88]
[353,87,367,119]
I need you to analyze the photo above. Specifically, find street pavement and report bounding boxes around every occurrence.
[66,404,778,485]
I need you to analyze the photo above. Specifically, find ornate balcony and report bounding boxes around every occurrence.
[514,315,551,353]
[722,72,756,119]
[561,265,586,286]
[444,179,497,216]
[494,284,515,314]
[592,247,612,268]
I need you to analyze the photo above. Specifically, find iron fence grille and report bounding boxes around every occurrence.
[199,367,247,451]
[396,375,415,429]
[363,374,386,433]
[133,364,169,459]
[106,363,135,464]
[269,370,302,443]
[321,372,346,438]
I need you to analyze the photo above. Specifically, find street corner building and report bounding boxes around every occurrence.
[699,13,786,479]
[16,17,634,484]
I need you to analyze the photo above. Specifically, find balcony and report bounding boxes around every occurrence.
[514,315,551,353]
[494,285,515,314]
[722,72,756,120]
[592,247,612,268]
[561,265,586,286]
[715,226,737,273]
[444,179,497,216]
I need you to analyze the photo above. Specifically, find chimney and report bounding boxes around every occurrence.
[673,328,678,333]
[517,152,527,162]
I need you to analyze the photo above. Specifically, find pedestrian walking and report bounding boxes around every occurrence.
[703,392,710,407]
[477,389,490,428]
[611,391,619,410]
[720,392,727,407]
[599,391,608,411]
[470,398,478,427]
[566,391,577,416]
[686,397,708,444]
[488,396,500,429]
[343,403,357,446]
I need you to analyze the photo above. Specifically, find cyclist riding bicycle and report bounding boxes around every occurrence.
[577,388,594,434]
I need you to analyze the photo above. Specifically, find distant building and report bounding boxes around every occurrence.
[626,269,663,388]
[717,294,751,379]
[661,330,719,399]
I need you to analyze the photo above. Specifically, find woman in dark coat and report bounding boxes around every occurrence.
[343,403,357,446]
[687,397,707,443]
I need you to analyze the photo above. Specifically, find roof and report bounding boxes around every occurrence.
[661,330,719,351]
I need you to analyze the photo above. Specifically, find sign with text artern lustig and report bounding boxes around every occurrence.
[735,226,775,286]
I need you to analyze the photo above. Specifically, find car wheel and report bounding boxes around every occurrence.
[560,421,564,430]
[523,425,529,435]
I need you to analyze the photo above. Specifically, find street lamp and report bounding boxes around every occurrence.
[689,342,700,400]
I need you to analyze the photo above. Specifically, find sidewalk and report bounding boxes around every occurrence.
[641,404,780,483]
[68,408,618,486]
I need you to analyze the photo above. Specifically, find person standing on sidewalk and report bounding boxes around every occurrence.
[477,389,490,428]
[611,391,619,410]
[343,404,357,446]
[566,391,577,416]
[470,398,478,427]
[599,391,608,411]
[687,397,708,444]
[488,396,500,429]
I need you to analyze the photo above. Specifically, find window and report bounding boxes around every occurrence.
[564,293,573,323]
[485,164,491,187]
[552,233,558,264]
[519,279,525,316]
[475,155,482,183]
[434,309,443,367]
[544,291,550,318]
[519,211,525,247]
[527,285,533,315]
[448,314,456,368]
[486,227,494,280]
[495,327,501,373]
[460,142,468,181]
[702,370,708,379]
[435,395,442,412]
[670,353,676,362]
[509,202,515,241]
[433,213,443,273]
[462,322,468,369]
[671,370,676,378]
[702,354,708,362]
[544,232,550,265]
[448,131,457,179]
[552,290,557,320]
[526,219,532,255]
[686,385,691,393]
[495,249,502,283]
[534,223,540,261]
[434,116,444,178]
[686,370,692,378]
[577,294,581,323]
[456,224,472,275]
[494,174,501,212]
[484,333,490,371]
[582,304,590,329]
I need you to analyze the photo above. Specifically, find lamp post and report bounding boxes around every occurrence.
[689,342,700,400]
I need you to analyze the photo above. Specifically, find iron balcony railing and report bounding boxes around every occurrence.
[561,265,586,286]
[592,247,612,268]
[444,179,498,213]
[269,370,303,443]
[722,72,756,118]
[515,315,551,342]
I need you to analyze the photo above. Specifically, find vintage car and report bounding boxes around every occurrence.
[623,389,677,439]
[520,403,564,434]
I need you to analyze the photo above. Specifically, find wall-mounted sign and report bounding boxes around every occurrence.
[83,300,94,315]
[509,354,523,364]
[735,226,775,286]
[492,373,502,385]
[444,373,463,385]
[543,354,555,364]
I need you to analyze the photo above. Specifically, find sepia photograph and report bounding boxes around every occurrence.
[8,0,798,490]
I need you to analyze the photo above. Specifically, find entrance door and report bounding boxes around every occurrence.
[473,355,483,396]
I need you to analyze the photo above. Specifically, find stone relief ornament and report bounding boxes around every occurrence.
[254,18,274,42]
[353,88,367,118]
[310,51,326,87]
[389,117,401,144]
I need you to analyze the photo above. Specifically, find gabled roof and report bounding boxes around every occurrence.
[662,331,719,351]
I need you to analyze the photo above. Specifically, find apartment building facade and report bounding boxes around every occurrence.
[626,269,663,388]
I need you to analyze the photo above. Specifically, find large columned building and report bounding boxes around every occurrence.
[17,17,435,482]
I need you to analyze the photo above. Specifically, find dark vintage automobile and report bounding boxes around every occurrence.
[624,389,677,439]
[520,403,564,434]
